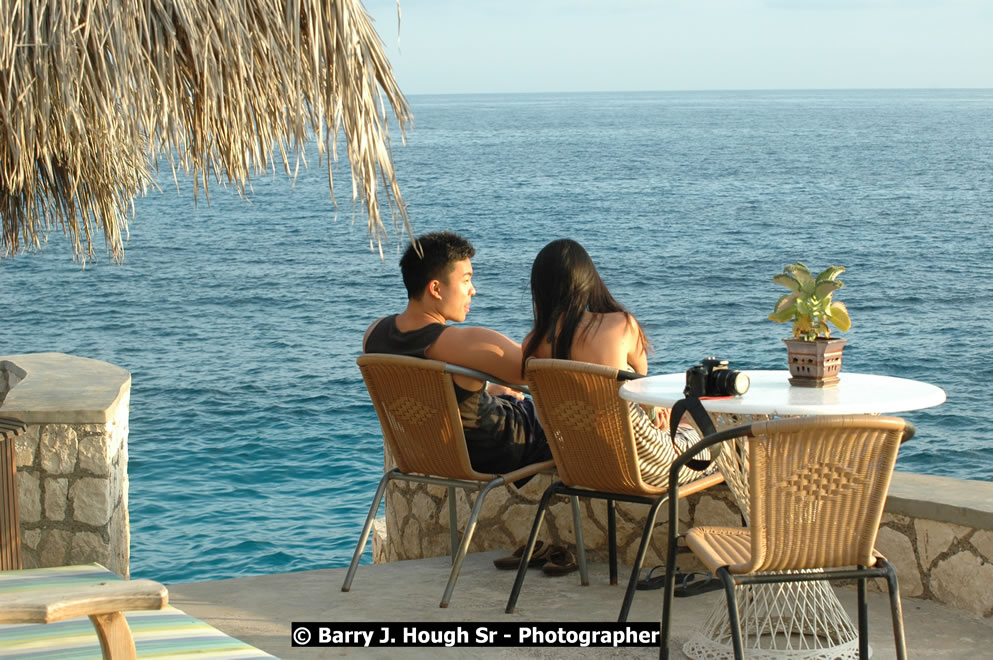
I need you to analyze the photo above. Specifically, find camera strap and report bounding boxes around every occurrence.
[668,395,719,472]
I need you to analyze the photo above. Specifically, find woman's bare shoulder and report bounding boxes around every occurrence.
[593,311,637,335]
[566,312,626,365]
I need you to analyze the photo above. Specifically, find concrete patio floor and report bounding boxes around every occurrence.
[168,550,993,659]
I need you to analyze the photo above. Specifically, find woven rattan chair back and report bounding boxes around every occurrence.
[357,353,490,482]
[525,358,659,497]
[349,354,556,609]
[743,414,908,573]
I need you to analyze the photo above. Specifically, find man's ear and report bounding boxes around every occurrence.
[427,279,443,300]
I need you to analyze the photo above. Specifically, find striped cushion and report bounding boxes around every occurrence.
[0,564,275,659]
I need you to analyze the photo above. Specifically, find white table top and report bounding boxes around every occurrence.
[619,370,946,416]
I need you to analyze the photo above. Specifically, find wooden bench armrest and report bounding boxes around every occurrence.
[0,578,168,624]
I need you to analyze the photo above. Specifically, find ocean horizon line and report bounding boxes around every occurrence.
[404,86,993,99]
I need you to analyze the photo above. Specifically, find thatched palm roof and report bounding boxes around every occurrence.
[1,0,411,262]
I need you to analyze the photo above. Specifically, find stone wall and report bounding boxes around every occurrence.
[0,353,131,577]
[369,423,736,569]
[371,458,993,619]
[372,471,737,571]
[873,472,993,618]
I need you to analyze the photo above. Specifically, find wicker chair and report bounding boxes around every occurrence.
[659,414,915,660]
[505,358,724,623]
[343,353,559,608]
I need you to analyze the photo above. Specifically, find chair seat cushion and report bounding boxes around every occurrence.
[685,526,752,573]
[0,564,274,659]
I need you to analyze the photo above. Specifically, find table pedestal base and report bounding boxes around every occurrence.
[682,580,865,660]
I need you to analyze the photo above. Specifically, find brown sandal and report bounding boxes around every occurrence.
[541,546,579,576]
[493,541,551,570]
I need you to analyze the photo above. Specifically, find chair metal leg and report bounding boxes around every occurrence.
[607,498,617,585]
[341,469,395,592]
[659,545,679,659]
[857,569,869,659]
[718,567,744,660]
[618,496,666,623]
[440,479,503,608]
[570,495,589,586]
[447,485,458,561]
[661,485,684,660]
[659,545,678,660]
[880,559,908,660]
[506,482,559,613]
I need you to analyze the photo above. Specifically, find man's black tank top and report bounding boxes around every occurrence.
[364,314,447,358]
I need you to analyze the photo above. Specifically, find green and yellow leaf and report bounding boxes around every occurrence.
[815,265,846,283]
[814,280,843,299]
[827,301,852,332]
[772,273,801,292]
[786,264,815,293]
[773,292,799,313]
[769,306,795,323]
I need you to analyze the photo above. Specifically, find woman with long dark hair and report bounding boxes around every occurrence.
[521,238,710,487]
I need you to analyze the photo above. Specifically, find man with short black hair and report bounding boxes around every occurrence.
[363,231,551,475]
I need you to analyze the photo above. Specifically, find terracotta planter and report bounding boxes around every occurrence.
[783,338,847,387]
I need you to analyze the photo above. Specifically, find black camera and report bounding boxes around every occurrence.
[684,357,750,397]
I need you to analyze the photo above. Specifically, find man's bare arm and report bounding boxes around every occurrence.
[426,325,526,386]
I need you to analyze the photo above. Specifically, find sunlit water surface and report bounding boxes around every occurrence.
[2,89,991,583]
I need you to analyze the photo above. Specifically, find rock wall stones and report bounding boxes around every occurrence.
[373,448,993,619]
[876,514,993,617]
[13,393,131,577]
[374,462,736,573]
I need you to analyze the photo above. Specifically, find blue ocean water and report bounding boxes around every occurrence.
[2,89,991,584]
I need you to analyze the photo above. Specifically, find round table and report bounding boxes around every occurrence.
[619,370,946,416]
[619,370,946,660]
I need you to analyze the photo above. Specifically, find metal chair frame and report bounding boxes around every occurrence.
[506,480,671,623]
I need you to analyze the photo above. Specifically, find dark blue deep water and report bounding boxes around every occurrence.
[2,90,992,584]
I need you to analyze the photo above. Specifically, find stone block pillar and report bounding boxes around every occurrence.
[0,353,131,577]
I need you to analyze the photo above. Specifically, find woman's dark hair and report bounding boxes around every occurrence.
[522,239,649,375]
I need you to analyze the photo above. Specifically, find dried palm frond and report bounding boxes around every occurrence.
[0,0,411,262]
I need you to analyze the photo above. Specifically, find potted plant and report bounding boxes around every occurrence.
[768,262,852,387]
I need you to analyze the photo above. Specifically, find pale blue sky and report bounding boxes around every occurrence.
[363,0,993,94]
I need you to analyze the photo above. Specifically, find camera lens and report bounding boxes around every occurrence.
[728,371,750,395]
[708,369,750,396]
